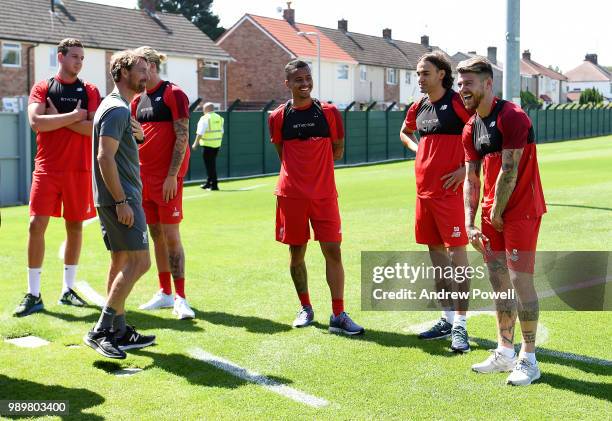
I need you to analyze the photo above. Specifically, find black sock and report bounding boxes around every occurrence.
[113,313,127,338]
[94,306,116,332]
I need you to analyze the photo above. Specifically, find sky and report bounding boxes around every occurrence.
[84,0,611,73]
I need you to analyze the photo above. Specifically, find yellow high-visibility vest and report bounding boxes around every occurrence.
[199,112,224,148]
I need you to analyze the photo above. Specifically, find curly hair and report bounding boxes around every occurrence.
[109,50,147,82]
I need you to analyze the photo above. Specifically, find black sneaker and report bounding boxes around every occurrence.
[83,328,126,359]
[13,293,44,317]
[116,325,156,350]
[450,325,471,353]
[417,318,452,340]
[58,288,88,306]
[200,182,211,190]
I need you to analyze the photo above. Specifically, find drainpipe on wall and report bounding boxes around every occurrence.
[224,61,228,111]
[26,43,40,98]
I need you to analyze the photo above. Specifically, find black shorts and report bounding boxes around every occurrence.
[97,203,149,252]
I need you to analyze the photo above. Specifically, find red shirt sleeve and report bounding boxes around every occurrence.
[163,84,190,121]
[28,80,48,105]
[322,104,342,142]
[85,83,101,114]
[404,101,419,132]
[130,95,140,117]
[451,92,473,123]
[498,103,531,149]
[462,119,480,162]
[268,107,283,144]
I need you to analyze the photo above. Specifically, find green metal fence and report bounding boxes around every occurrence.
[29,104,612,184]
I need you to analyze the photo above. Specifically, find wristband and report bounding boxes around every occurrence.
[114,198,128,206]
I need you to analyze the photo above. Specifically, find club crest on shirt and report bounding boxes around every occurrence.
[489,121,496,128]
[451,226,461,238]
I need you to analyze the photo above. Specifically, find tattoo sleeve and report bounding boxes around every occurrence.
[290,261,308,294]
[169,118,189,177]
[463,160,482,227]
[492,148,523,219]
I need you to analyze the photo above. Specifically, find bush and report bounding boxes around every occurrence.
[521,91,542,109]
[579,87,604,105]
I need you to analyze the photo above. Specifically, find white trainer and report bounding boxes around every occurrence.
[507,358,541,386]
[472,349,517,373]
[139,290,174,310]
[173,297,195,320]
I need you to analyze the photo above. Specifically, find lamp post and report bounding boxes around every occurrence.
[297,31,321,100]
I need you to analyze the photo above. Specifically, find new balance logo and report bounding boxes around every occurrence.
[155,97,162,102]
[76,87,83,92]
[130,334,139,342]
[142,232,148,244]
[440,104,448,110]
[489,121,496,128]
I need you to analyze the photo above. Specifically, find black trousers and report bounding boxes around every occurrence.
[203,146,220,187]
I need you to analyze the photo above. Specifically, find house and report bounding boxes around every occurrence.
[520,50,567,104]
[451,47,503,97]
[317,21,437,108]
[216,5,357,108]
[0,0,232,109]
[564,54,612,102]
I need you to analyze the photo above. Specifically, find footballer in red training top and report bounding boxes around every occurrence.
[268,59,364,336]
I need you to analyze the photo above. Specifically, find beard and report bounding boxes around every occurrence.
[129,76,146,93]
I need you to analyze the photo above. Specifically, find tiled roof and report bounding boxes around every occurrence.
[248,15,355,63]
[520,58,567,80]
[0,0,231,59]
[564,61,612,82]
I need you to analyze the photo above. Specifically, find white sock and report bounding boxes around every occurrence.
[443,309,454,324]
[453,314,467,329]
[520,351,537,365]
[63,264,77,293]
[28,268,42,297]
[497,345,516,359]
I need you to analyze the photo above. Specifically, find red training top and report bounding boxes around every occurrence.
[405,89,472,198]
[269,100,344,199]
[131,80,190,178]
[29,76,101,172]
[462,98,546,221]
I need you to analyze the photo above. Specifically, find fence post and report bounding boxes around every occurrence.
[261,100,276,174]
[343,101,355,165]
[226,99,241,178]
[365,101,377,163]
[385,102,396,160]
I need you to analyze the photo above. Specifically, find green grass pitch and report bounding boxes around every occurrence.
[0,136,611,419]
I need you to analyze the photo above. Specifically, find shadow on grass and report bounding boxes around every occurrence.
[309,321,454,357]
[43,308,203,333]
[0,374,104,420]
[195,310,292,334]
[118,349,294,389]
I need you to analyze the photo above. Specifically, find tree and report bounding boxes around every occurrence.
[520,90,542,109]
[579,87,604,105]
[139,0,225,40]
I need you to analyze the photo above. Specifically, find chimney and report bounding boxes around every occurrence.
[338,19,348,33]
[141,0,157,13]
[468,51,477,55]
[487,46,497,65]
[382,28,392,40]
[522,50,531,60]
[420,35,429,48]
[585,53,598,64]
[283,2,295,25]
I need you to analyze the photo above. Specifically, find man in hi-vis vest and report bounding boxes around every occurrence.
[192,102,224,190]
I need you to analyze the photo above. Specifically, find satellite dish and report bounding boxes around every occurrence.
[276,6,283,13]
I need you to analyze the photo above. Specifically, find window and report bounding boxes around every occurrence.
[360,65,367,82]
[49,46,57,68]
[159,61,168,77]
[1,42,21,67]
[337,64,349,80]
[203,60,220,79]
[405,71,411,84]
[386,68,397,85]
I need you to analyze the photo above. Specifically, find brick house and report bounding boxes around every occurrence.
[216,5,357,107]
[0,0,232,110]
[564,53,612,102]
[520,50,567,104]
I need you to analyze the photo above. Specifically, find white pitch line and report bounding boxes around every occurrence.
[238,183,268,191]
[75,281,106,307]
[189,348,329,408]
[183,193,212,200]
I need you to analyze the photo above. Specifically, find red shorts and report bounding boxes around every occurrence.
[481,216,542,274]
[275,196,342,245]
[29,171,96,221]
[415,195,467,247]
[141,174,184,225]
